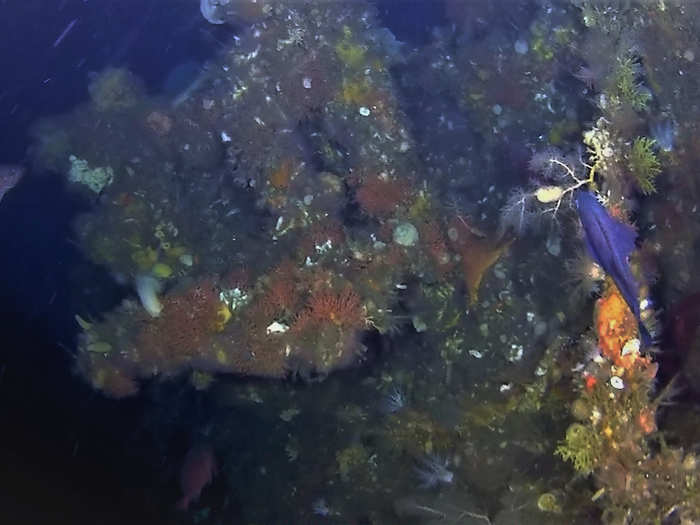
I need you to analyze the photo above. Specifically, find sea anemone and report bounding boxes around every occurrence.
[379,385,407,414]
[414,454,454,489]
[573,65,601,90]
[528,147,565,178]
[498,188,538,236]
[564,251,605,307]
[649,118,676,153]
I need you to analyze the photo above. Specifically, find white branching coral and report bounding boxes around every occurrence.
[498,135,604,236]
[498,187,539,235]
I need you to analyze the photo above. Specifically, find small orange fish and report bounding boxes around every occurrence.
[176,443,217,511]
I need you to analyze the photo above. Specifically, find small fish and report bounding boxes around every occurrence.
[574,191,651,345]
[176,443,217,511]
[0,165,25,204]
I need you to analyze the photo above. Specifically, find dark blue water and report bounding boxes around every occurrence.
[0,1,224,522]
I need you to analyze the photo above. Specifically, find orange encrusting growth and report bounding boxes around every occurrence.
[594,280,641,369]
[355,175,409,217]
[637,407,656,435]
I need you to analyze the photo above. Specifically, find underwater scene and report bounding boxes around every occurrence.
[2,0,700,523]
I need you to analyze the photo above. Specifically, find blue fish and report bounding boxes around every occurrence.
[574,191,652,345]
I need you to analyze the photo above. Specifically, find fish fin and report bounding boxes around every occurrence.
[578,191,636,259]
[615,263,642,318]
[610,220,636,259]
[583,232,604,269]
